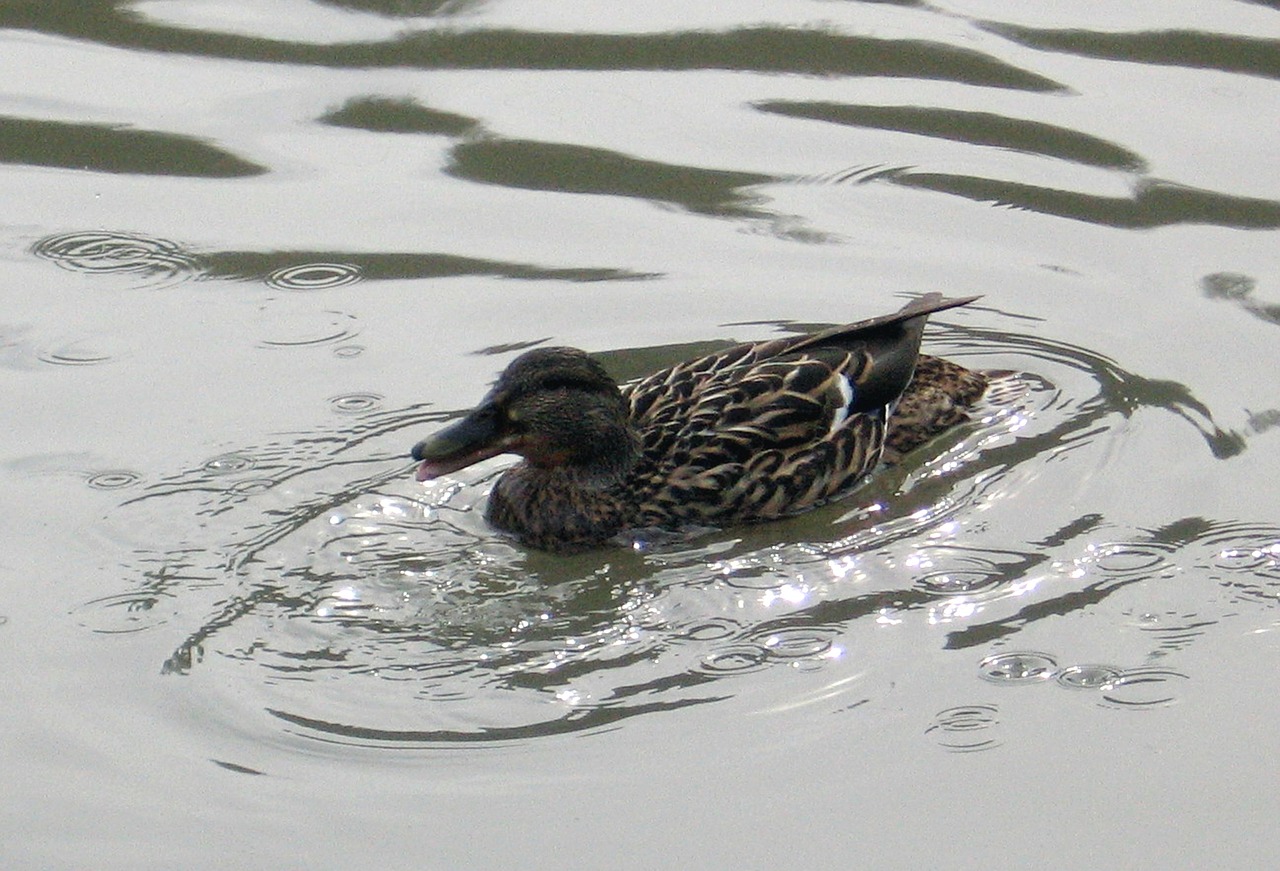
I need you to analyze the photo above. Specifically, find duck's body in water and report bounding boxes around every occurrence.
[412,293,1002,553]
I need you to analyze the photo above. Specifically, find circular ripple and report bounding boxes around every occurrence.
[1209,545,1280,574]
[202,453,256,475]
[918,568,1003,596]
[32,231,197,285]
[746,625,838,660]
[909,546,1020,597]
[1089,542,1177,578]
[1100,668,1189,709]
[328,392,383,414]
[74,591,172,633]
[1196,524,1280,604]
[333,344,365,359]
[678,618,741,642]
[1056,664,1123,690]
[266,263,362,291]
[925,704,1002,752]
[86,470,143,490]
[229,478,276,495]
[258,311,360,348]
[36,337,126,367]
[695,643,771,675]
[718,563,789,590]
[978,651,1058,684]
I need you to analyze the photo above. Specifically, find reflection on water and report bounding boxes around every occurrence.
[1203,272,1280,328]
[205,248,653,284]
[983,24,1280,81]
[313,0,483,14]
[74,319,1278,747]
[883,173,1280,230]
[320,96,479,136]
[31,230,656,287]
[6,5,1274,245]
[0,7,1066,90]
[446,138,775,219]
[0,115,265,178]
[759,101,1148,172]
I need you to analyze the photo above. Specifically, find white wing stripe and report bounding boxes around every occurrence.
[828,374,854,435]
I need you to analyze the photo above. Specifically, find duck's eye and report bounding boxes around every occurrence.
[506,407,523,423]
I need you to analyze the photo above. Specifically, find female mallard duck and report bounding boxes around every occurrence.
[411,293,993,552]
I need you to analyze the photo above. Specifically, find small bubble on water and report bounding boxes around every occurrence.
[1056,664,1123,690]
[373,496,417,519]
[202,453,256,475]
[979,651,1058,684]
[328,392,383,414]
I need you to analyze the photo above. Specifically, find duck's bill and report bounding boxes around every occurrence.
[411,406,511,481]
[414,443,506,481]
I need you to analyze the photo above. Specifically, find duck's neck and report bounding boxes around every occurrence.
[486,427,641,552]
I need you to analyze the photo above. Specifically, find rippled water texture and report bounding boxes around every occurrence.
[3,2,1279,869]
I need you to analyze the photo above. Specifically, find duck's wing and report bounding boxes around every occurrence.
[626,351,886,524]
[623,294,978,525]
[626,293,977,432]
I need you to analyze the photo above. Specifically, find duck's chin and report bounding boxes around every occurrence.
[414,444,508,481]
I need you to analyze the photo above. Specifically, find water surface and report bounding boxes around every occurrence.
[3,2,1279,868]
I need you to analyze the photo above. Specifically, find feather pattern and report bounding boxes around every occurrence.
[411,293,1002,552]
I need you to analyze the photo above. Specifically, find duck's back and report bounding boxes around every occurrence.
[619,293,980,528]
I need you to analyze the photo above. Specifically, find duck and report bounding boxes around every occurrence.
[411,293,996,552]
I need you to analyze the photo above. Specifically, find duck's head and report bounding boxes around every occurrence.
[411,347,638,483]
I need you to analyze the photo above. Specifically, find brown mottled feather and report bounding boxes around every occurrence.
[881,355,989,465]
[411,294,1005,552]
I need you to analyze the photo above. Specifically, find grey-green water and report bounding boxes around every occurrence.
[3,2,1279,869]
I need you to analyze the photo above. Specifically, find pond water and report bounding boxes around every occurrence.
[3,1,1279,868]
